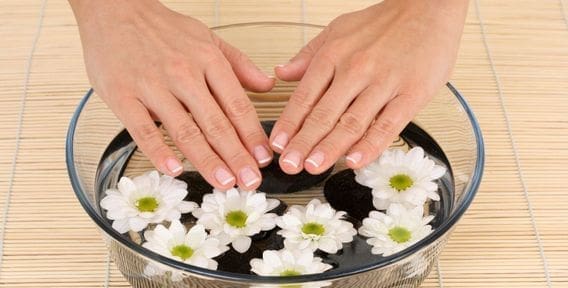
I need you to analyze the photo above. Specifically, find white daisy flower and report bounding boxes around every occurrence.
[276,199,357,254]
[355,147,446,210]
[358,204,434,256]
[100,170,198,233]
[142,221,229,281]
[250,248,332,277]
[192,188,280,253]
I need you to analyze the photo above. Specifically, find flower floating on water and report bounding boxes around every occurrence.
[276,199,356,254]
[193,188,280,253]
[358,204,434,256]
[250,248,332,277]
[100,170,197,233]
[142,221,229,269]
[355,147,446,210]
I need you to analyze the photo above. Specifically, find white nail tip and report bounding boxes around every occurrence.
[171,166,183,173]
[305,158,319,168]
[345,156,358,164]
[221,177,236,186]
[282,158,298,168]
[272,142,285,150]
[244,177,261,187]
[258,157,272,164]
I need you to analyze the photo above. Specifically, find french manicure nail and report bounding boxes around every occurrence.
[272,132,289,150]
[215,167,235,186]
[166,157,183,174]
[240,166,261,187]
[282,151,301,168]
[306,151,325,168]
[254,145,272,165]
[346,152,363,165]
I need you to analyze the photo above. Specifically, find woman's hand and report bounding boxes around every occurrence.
[271,0,468,174]
[70,0,275,190]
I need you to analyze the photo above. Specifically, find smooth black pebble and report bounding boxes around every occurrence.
[323,169,375,221]
[258,120,335,194]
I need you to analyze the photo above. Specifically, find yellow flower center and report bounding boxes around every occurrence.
[301,222,325,236]
[170,244,194,261]
[135,196,159,212]
[388,226,412,244]
[280,269,301,276]
[225,210,248,228]
[389,174,414,191]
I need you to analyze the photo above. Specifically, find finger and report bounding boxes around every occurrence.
[346,95,419,169]
[171,77,262,190]
[279,74,368,174]
[304,85,394,174]
[269,56,334,154]
[148,93,236,189]
[275,28,328,81]
[115,99,183,177]
[215,35,275,93]
[205,57,274,168]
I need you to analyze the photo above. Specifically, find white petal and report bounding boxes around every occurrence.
[318,237,339,254]
[177,201,198,213]
[111,219,131,233]
[129,217,149,232]
[232,236,252,253]
[186,224,207,248]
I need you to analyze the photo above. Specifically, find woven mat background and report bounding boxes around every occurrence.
[1,0,567,287]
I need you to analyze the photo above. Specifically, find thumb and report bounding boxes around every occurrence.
[275,28,328,81]
[214,35,275,93]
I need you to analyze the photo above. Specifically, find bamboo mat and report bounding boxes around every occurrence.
[1,0,567,287]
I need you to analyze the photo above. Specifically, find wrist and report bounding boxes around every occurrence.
[68,0,162,26]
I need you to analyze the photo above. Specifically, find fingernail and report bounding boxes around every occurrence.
[268,75,276,79]
[282,150,301,169]
[272,132,289,150]
[215,167,235,186]
[166,157,183,174]
[305,151,325,168]
[254,145,272,165]
[239,166,261,187]
[346,152,363,165]
[276,64,287,68]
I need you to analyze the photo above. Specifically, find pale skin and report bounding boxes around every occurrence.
[69,0,468,190]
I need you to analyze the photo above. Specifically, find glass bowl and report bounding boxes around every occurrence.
[66,22,484,288]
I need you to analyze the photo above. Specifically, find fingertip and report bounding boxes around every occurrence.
[164,156,184,176]
[279,150,303,175]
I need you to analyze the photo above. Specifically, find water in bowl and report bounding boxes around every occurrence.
[94,121,454,277]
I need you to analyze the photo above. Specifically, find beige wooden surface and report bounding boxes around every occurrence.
[1,0,567,287]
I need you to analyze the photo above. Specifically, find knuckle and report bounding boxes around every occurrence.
[203,115,234,139]
[227,149,251,166]
[132,122,161,143]
[165,55,192,81]
[305,107,335,132]
[241,129,267,144]
[289,87,315,110]
[194,153,219,171]
[317,140,340,156]
[359,136,380,155]
[274,117,297,132]
[337,112,366,136]
[290,135,313,151]
[226,97,255,119]
[369,118,398,138]
[174,120,202,144]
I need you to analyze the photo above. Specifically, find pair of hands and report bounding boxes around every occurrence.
[70,0,467,191]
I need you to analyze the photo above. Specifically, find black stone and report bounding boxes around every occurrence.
[323,235,384,273]
[258,120,335,194]
[323,169,375,221]
[177,171,214,205]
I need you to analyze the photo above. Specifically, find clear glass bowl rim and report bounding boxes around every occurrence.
[65,22,485,284]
